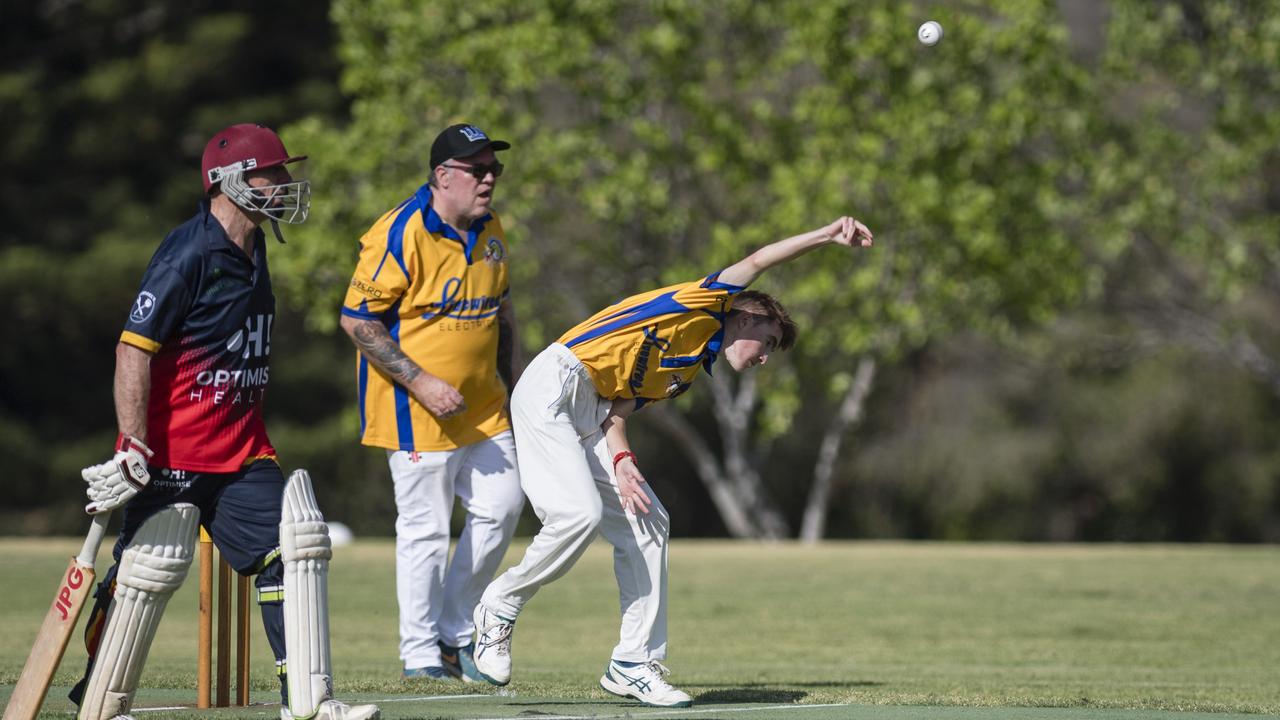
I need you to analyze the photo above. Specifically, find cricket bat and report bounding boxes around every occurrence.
[2,513,111,720]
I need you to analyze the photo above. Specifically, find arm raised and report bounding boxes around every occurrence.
[717,216,872,288]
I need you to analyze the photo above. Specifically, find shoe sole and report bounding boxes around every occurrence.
[599,675,693,708]
[476,669,510,686]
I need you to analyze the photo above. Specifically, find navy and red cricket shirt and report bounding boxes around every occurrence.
[119,200,276,472]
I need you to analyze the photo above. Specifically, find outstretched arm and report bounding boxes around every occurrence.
[717,216,872,288]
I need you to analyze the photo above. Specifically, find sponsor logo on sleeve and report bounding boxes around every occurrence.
[130,291,157,323]
[350,278,384,298]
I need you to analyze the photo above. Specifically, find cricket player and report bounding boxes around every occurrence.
[338,124,524,681]
[471,216,874,708]
[72,123,378,720]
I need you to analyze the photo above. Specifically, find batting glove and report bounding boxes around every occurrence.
[83,433,153,514]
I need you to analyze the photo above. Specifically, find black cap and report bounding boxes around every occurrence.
[429,124,511,170]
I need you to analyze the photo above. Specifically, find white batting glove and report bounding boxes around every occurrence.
[83,434,153,514]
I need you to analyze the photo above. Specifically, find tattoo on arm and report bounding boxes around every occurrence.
[497,312,514,395]
[351,320,423,386]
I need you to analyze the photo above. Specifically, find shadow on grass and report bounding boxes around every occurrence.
[695,688,808,703]
[696,680,881,689]
[502,699,636,707]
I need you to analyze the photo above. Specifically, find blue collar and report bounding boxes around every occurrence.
[702,330,724,375]
[701,310,728,375]
[414,184,492,264]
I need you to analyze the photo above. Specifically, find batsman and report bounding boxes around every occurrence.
[69,124,378,720]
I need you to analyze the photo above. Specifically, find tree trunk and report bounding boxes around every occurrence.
[643,370,791,539]
[645,404,762,538]
[800,356,878,543]
[708,372,790,538]
[1156,304,1280,399]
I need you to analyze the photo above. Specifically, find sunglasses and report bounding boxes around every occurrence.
[441,161,504,180]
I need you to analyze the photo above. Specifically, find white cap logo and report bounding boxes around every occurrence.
[460,125,487,142]
[130,291,157,323]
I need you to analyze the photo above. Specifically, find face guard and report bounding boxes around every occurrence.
[213,164,311,225]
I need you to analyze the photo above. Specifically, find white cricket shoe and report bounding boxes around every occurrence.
[599,659,693,708]
[279,699,380,720]
[472,604,515,686]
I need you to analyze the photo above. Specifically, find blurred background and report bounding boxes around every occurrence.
[3,0,1279,543]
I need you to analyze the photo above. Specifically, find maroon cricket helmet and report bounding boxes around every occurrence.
[201,123,307,193]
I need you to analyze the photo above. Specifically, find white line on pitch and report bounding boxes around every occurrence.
[379,694,490,703]
[132,695,487,713]
[466,703,855,720]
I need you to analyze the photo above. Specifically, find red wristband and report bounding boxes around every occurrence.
[612,451,637,469]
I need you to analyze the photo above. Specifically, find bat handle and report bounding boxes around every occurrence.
[76,513,112,569]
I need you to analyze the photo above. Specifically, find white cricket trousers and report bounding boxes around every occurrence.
[481,343,671,662]
[389,430,524,669]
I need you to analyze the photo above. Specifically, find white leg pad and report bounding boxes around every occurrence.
[281,469,334,719]
[79,504,199,720]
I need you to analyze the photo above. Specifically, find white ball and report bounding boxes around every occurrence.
[328,521,355,547]
[918,20,943,46]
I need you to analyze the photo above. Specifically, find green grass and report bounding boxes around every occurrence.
[2,538,1278,718]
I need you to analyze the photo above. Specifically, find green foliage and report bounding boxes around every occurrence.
[10,0,1280,541]
[283,0,1100,462]
[0,1,347,525]
[1099,1,1280,300]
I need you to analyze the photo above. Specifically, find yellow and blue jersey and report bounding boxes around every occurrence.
[558,272,745,406]
[341,184,511,451]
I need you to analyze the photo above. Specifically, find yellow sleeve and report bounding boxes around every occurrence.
[341,218,412,320]
[668,272,745,314]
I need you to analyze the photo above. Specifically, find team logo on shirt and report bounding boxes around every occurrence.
[225,313,272,359]
[483,237,505,264]
[130,291,157,322]
[666,376,692,399]
[628,326,671,395]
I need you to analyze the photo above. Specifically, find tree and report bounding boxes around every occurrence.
[0,0,348,532]
[1091,2,1280,395]
[283,0,1101,538]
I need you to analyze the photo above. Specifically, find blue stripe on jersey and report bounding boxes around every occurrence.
[382,300,415,451]
[703,326,726,374]
[358,355,369,435]
[342,303,381,321]
[373,201,417,282]
[659,355,703,368]
[700,270,745,293]
[562,292,690,349]
[463,227,483,264]
[441,306,502,320]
